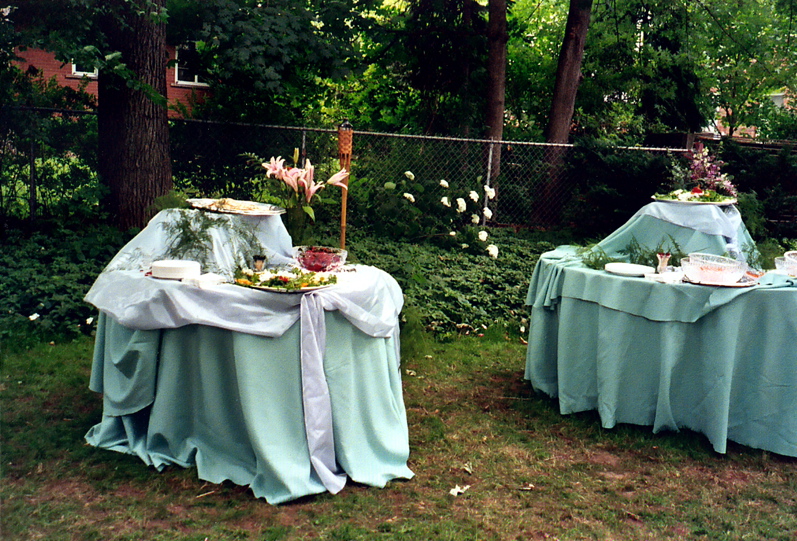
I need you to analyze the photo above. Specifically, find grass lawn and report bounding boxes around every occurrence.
[3,333,797,541]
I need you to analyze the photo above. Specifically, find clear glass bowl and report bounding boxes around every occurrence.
[683,253,747,284]
[775,256,797,276]
[293,246,347,272]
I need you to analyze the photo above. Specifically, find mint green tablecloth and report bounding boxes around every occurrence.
[86,310,414,504]
[525,248,797,456]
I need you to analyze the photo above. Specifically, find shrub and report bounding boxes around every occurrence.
[0,217,131,350]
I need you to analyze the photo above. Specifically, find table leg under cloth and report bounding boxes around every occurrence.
[86,311,414,504]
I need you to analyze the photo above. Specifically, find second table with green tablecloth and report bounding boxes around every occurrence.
[525,202,797,457]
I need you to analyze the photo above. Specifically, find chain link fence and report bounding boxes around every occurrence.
[1,107,690,233]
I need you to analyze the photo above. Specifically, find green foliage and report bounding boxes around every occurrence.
[718,140,797,239]
[560,139,674,238]
[753,97,797,141]
[0,217,131,351]
[348,227,553,339]
[1,67,98,223]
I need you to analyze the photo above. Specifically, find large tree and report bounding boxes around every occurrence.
[98,0,171,230]
[545,0,593,144]
[484,0,508,179]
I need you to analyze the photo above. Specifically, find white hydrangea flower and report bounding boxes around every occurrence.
[404,171,415,181]
[86,316,94,325]
[486,244,499,258]
[449,231,457,236]
[456,198,467,213]
[483,207,493,219]
[403,193,415,203]
[469,190,479,202]
[439,179,449,188]
[29,313,40,321]
[461,244,469,249]
[471,214,480,224]
[484,185,496,199]
[478,231,488,242]
[441,196,451,207]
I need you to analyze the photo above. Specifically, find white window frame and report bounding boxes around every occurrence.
[71,62,98,78]
[175,43,208,87]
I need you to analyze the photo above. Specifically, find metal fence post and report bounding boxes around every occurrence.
[481,139,495,226]
[29,140,37,220]
[338,120,353,250]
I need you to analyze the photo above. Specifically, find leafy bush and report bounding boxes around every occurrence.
[0,217,131,350]
[718,140,797,239]
[345,227,555,340]
[560,139,674,238]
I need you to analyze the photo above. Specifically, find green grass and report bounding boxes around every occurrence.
[3,334,797,540]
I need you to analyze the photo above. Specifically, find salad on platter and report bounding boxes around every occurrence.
[234,266,337,292]
[652,187,736,205]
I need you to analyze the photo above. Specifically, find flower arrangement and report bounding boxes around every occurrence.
[402,171,499,258]
[656,142,737,203]
[244,150,349,242]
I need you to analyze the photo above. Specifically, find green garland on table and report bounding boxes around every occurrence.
[578,235,687,270]
[161,210,267,275]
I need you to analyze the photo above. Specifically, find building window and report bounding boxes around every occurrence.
[71,62,98,78]
[175,42,208,86]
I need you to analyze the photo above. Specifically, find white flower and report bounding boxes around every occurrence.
[449,231,456,236]
[29,313,40,321]
[403,193,415,203]
[456,198,467,213]
[461,244,469,249]
[520,325,526,333]
[471,214,480,224]
[486,244,499,258]
[439,179,449,188]
[404,171,415,181]
[86,316,94,325]
[484,185,496,199]
[441,197,451,207]
[478,231,488,242]
[483,207,493,220]
[469,190,479,202]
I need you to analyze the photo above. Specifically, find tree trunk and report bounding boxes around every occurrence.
[98,0,172,230]
[540,0,593,225]
[545,0,593,144]
[484,0,508,182]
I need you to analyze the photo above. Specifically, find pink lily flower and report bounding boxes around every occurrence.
[301,161,325,203]
[326,169,349,190]
[282,167,302,193]
[263,156,285,179]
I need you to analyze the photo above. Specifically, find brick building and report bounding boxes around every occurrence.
[14,44,210,117]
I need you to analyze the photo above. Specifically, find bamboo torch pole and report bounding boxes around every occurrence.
[338,120,353,250]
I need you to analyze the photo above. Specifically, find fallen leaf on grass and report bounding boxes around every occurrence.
[462,462,473,475]
[449,484,470,496]
[519,483,535,491]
